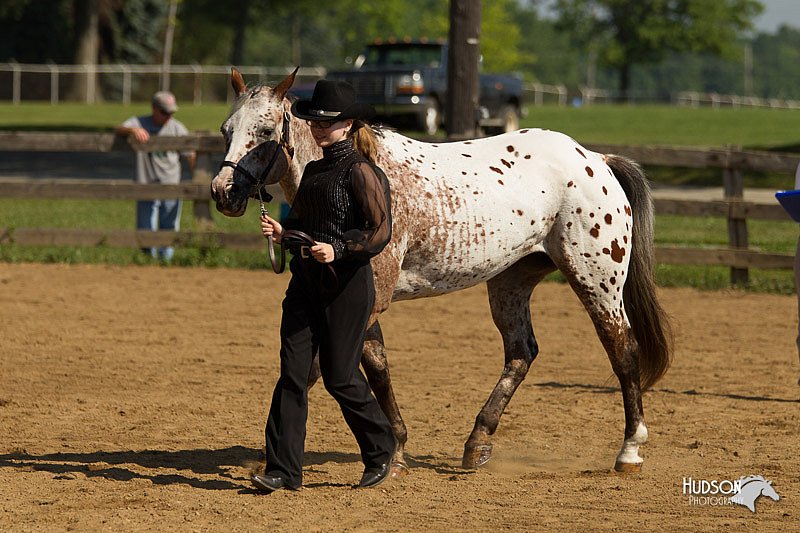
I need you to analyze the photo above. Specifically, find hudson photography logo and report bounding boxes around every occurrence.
[682,475,780,512]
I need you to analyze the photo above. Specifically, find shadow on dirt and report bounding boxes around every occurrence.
[533,381,800,403]
[1,444,472,491]
[0,446,257,490]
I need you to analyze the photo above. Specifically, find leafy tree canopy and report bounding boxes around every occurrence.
[552,0,763,93]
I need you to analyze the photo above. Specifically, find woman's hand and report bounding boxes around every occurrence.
[310,242,335,263]
[260,214,284,244]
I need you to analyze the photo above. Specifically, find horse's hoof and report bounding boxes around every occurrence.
[462,444,493,468]
[614,461,643,473]
[390,462,410,479]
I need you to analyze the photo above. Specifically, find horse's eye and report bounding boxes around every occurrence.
[261,128,274,137]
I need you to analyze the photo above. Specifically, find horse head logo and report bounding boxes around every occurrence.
[730,475,780,513]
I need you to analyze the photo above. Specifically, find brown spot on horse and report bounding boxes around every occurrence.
[610,239,626,263]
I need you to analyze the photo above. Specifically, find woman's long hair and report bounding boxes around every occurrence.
[350,120,378,163]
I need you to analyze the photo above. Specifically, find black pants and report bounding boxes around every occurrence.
[264,257,395,488]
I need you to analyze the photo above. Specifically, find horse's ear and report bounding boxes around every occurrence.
[231,67,247,97]
[273,67,299,101]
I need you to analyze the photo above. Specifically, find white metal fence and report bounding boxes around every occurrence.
[675,91,800,109]
[4,62,800,110]
[0,62,326,105]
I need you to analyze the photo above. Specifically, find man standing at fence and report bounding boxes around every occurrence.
[115,91,196,262]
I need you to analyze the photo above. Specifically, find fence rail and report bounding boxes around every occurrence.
[0,62,326,105]
[675,91,800,110]
[7,62,800,110]
[0,132,797,283]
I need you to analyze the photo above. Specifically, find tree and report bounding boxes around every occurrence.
[752,25,800,99]
[0,0,75,63]
[480,0,533,73]
[553,0,763,97]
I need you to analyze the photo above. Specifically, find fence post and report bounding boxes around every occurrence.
[121,65,131,105]
[46,62,59,105]
[723,145,748,285]
[10,61,21,104]
[192,150,215,228]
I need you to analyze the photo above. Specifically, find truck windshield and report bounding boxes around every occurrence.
[362,45,442,68]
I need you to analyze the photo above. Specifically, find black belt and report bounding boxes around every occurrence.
[280,230,338,288]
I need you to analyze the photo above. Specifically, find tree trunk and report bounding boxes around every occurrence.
[446,0,481,139]
[68,0,100,102]
[161,0,179,91]
[230,0,251,66]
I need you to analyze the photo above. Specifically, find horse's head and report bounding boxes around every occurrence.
[761,480,780,501]
[210,67,297,217]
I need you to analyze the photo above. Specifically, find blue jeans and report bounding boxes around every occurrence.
[136,199,181,261]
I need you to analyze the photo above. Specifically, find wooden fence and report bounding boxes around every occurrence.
[1,131,797,284]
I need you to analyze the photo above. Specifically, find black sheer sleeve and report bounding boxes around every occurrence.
[344,161,392,260]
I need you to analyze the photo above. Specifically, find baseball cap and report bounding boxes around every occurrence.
[152,91,178,114]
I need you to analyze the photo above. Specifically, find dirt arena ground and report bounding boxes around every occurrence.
[1,263,797,531]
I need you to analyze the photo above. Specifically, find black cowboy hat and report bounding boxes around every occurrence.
[291,79,375,122]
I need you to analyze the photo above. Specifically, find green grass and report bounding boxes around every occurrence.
[520,104,800,151]
[1,102,798,292]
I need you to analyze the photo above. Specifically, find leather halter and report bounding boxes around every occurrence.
[219,110,295,204]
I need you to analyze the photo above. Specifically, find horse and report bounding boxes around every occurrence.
[210,68,673,477]
[730,476,780,512]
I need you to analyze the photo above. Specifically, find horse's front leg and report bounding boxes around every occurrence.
[361,320,409,477]
[463,254,552,468]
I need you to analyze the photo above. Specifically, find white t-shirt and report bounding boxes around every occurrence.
[123,115,190,185]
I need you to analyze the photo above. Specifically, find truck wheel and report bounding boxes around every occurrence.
[418,100,441,136]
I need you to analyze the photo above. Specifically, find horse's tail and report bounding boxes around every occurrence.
[606,154,673,391]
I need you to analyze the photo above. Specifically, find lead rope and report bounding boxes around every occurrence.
[258,188,286,274]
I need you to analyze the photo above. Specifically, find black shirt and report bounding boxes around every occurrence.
[284,138,392,261]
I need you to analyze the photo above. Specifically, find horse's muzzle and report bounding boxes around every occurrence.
[210,177,247,217]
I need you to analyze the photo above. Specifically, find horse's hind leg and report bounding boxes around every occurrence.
[463,253,555,468]
[361,320,409,477]
[556,260,648,472]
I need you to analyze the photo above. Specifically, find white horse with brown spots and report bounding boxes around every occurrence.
[210,69,672,477]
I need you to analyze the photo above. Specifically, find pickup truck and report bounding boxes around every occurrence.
[326,39,524,136]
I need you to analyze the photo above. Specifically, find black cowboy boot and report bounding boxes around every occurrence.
[358,463,390,489]
[251,473,300,493]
